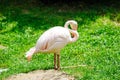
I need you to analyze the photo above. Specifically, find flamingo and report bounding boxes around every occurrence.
[25,20,79,70]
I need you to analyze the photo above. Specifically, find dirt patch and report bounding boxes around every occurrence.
[6,70,75,80]
[0,45,6,49]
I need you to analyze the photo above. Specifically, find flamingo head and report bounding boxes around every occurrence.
[70,22,78,30]
[65,20,78,30]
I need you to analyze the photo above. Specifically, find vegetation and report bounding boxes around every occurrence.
[0,1,120,80]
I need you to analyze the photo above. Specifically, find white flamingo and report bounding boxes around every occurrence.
[25,20,79,70]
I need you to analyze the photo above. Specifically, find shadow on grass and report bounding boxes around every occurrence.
[0,1,120,33]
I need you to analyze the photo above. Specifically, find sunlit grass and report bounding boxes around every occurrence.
[0,3,120,80]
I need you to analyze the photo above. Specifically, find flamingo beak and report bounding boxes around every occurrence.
[75,25,78,30]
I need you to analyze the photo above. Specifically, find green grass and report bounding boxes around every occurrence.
[0,3,120,80]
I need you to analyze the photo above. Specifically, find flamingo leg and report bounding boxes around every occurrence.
[57,54,60,70]
[54,53,57,70]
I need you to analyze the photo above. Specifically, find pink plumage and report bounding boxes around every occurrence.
[25,20,79,70]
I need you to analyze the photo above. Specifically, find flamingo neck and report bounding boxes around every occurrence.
[64,20,78,30]
[64,21,70,29]
[64,20,79,42]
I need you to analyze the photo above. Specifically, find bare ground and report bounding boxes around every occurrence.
[0,45,6,49]
[6,70,75,80]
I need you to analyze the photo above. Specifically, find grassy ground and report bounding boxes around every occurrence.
[0,2,120,80]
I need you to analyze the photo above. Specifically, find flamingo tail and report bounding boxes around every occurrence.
[25,47,36,58]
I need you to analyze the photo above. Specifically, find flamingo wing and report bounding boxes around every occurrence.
[35,27,71,53]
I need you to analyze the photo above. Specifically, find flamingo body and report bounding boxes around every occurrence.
[25,20,79,70]
[36,27,71,53]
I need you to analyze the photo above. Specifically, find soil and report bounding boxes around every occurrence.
[0,45,6,49]
[6,70,75,80]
